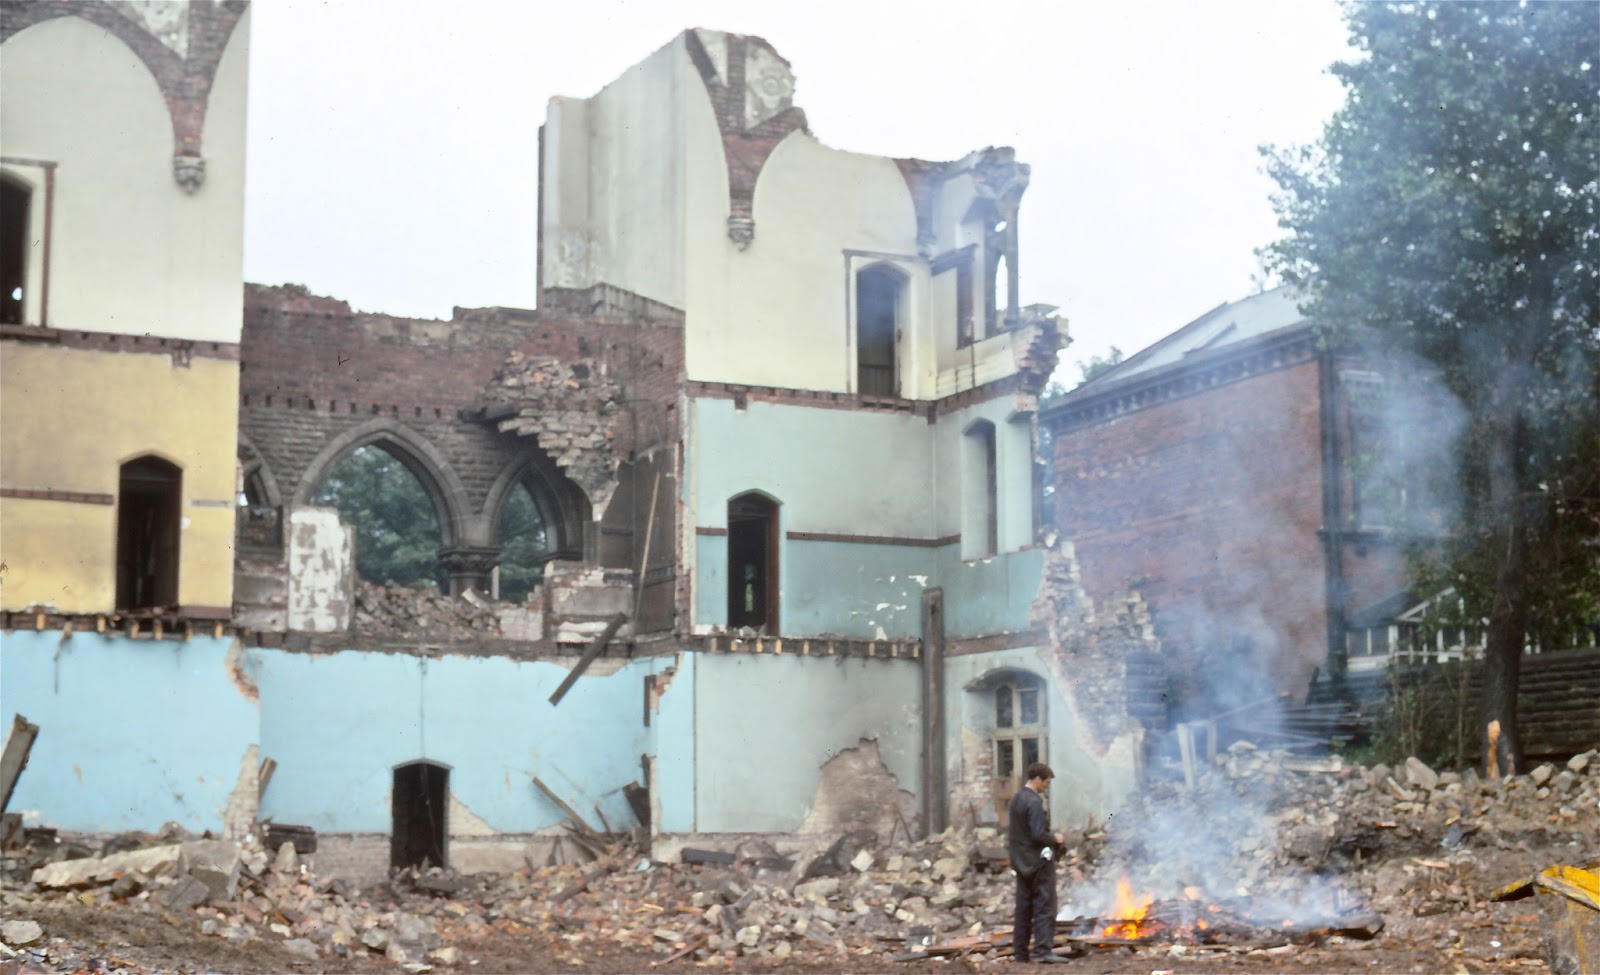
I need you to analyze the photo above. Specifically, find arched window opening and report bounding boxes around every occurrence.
[728,492,779,632]
[1,176,29,325]
[990,672,1046,826]
[313,444,444,590]
[117,456,182,611]
[963,421,998,559]
[994,253,1011,331]
[497,481,550,603]
[856,265,902,396]
[391,761,448,871]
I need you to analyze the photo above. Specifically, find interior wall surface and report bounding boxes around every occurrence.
[540,37,686,308]
[692,133,920,391]
[0,344,241,612]
[254,649,669,836]
[684,653,920,833]
[0,14,247,341]
[0,632,260,833]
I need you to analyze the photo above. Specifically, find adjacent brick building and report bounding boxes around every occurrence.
[1042,288,1411,718]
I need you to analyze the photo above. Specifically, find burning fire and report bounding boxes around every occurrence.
[1099,878,1155,939]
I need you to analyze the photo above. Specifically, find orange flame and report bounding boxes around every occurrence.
[1100,877,1154,939]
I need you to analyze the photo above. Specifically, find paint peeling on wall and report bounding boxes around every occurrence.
[219,743,260,840]
[797,738,916,836]
[224,639,258,701]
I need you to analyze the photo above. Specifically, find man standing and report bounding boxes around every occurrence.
[1008,762,1066,963]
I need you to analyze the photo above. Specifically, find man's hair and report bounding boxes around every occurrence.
[1025,762,1054,782]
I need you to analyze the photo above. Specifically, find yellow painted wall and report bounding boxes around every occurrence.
[0,344,240,612]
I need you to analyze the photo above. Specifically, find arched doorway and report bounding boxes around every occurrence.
[391,761,449,871]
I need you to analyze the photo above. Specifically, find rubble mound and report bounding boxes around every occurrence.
[1,747,1595,972]
[351,580,502,641]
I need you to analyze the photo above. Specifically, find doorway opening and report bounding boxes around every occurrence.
[391,761,448,871]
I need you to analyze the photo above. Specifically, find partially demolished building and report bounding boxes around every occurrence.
[1,5,1155,877]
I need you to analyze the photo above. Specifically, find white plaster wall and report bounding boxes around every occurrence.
[686,133,920,390]
[286,507,354,633]
[540,37,686,308]
[0,14,248,341]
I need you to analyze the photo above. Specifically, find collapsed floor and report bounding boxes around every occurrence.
[1,745,1595,974]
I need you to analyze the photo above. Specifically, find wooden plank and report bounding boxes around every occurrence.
[0,714,40,813]
[532,775,601,837]
[548,613,627,705]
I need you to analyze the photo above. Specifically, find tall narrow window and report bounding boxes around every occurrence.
[727,492,779,632]
[991,672,1046,825]
[117,456,182,610]
[856,265,902,396]
[963,421,998,558]
[0,176,28,325]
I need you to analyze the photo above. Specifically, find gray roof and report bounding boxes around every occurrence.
[1077,286,1308,390]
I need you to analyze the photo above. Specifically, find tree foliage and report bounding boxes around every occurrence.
[497,485,549,603]
[1264,2,1599,772]
[314,445,444,590]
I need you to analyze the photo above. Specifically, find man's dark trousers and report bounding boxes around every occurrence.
[1012,857,1055,961]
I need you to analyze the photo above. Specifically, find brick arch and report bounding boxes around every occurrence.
[293,418,471,552]
[237,433,282,509]
[483,454,591,564]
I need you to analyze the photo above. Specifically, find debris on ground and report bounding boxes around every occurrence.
[1,747,1594,973]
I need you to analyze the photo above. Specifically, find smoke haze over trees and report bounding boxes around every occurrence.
[1264,1,1599,775]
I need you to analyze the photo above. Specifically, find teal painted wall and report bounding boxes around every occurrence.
[687,653,920,833]
[0,631,259,833]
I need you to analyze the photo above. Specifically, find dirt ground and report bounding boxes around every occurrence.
[4,747,1594,974]
[0,839,1577,975]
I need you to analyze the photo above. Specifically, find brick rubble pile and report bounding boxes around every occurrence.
[1,747,1595,971]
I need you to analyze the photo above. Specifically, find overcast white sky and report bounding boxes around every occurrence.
[242,0,1354,384]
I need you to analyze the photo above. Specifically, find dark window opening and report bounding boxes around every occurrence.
[391,761,448,872]
[956,261,974,347]
[497,481,550,603]
[967,421,998,557]
[0,177,27,325]
[116,456,182,611]
[856,265,901,396]
[727,492,778,632]
[313,444,444,590]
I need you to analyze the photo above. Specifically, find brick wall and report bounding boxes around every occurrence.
[238,283,686,630]
[1049,357,1331,704]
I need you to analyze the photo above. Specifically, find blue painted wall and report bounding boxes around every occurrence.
[255,649,669,834]
[0,631,259,833]
[685,653,921,833]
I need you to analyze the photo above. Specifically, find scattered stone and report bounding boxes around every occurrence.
[1,919,43,948]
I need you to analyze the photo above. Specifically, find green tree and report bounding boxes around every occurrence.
[313,445,444,590]
[1076,345,1124,387]
[1265,2,1599,774]
[497,485,549,603]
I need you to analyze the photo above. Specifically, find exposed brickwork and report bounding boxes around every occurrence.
[683,30,810,245]
[238,282,686,628]
[1044,334,1408,705]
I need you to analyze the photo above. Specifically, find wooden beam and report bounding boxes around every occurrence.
[547,613,626,705]
[532,775,601,837]
[0,714,41,814]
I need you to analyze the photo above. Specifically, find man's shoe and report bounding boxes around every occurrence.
[1033,952,1070,963]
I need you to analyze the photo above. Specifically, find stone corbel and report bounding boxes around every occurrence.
[727,215,755,250]
[173,152,206,194]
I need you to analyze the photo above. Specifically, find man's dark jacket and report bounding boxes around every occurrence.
[1007,785,1054,878]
